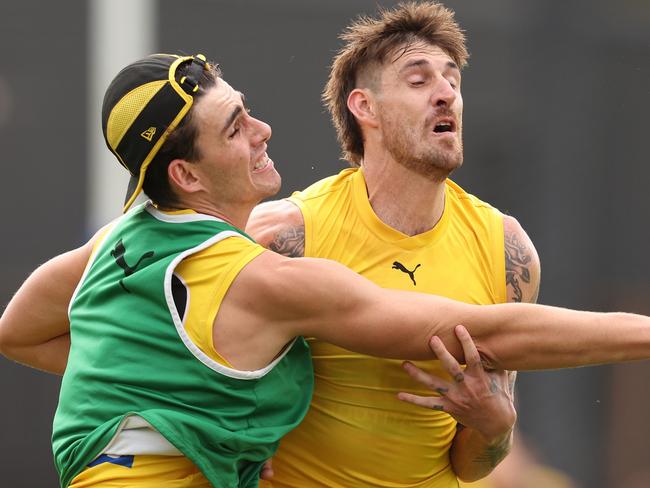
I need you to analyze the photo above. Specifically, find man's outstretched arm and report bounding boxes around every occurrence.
[4,204,650,373]
[248,200,650,369]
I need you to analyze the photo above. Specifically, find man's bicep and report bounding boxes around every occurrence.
[503,215,540,304]
[246,199,305,257]
[216,251,375,362]
[229,252,442,360]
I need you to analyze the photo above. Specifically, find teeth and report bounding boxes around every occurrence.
[254,155,268,170]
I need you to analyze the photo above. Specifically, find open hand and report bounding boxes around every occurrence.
[397,325,516,442]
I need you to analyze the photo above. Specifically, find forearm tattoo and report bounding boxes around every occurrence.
[473,435,512,469]
[505,232,532,302]
[268,226,305,258]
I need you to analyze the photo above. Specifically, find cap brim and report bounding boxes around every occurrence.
[124,174,142,212]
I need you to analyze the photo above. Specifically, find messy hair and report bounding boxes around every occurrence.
[323,2,468,165]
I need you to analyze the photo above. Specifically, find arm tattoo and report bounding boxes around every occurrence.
[472,436,512,469]
[505,232,531,302]
[268,226,305,258]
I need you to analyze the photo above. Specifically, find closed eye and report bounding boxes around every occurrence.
[229,107,251,138]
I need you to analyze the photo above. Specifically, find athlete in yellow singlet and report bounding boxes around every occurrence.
[249,3,535,487]
[256,168,512,486]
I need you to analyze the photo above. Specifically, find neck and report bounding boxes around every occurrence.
[361,154,447,236]
[168,196,252,230]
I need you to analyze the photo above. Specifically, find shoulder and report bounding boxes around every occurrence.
[183,232,264,263]
[503,215,541,303]
[246,199,305,257]
[292,168,358,202]
[445,180,503,234]
[445,180,505,253]
[446,179,498,212]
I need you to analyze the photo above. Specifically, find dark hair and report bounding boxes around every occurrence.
[323,1,468,165]
[143,62,222,208]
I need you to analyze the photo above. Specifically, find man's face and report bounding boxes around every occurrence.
[373,42,464,180]
[190,79,280,207]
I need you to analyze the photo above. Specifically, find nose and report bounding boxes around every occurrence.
[431,77,457,108]
[251,116,272,144]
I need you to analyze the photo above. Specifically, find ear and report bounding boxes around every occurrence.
[168,159,204,194]
[347,88,379,129]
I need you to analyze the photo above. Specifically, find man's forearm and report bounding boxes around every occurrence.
[451,425,513,482]
[459,304,650,370]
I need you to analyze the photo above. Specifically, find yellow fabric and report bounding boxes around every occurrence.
[263,168,506,488]
[69,455,212,487]
[174,234,265,366]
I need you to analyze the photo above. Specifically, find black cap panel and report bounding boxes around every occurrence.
[101,55,179,140]
[113,82,187,177]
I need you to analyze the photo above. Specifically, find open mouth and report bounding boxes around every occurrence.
[433,120,455,133]
[253,154,271,172]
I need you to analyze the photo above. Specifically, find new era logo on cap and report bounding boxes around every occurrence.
[141,127,157,142]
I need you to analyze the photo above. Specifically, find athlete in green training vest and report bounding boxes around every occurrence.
[1,53,650,487]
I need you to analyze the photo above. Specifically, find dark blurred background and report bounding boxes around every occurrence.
[1,1,648,486]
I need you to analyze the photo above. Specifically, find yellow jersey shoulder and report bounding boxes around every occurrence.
[446,178,502,213]
[290,167,357,203]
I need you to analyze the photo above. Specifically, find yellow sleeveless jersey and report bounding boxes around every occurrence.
[264,168,506,488]
[174,227,265,367]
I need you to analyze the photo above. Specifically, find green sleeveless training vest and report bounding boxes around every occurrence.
[52,203,313,487]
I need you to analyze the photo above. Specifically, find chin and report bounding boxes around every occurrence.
[402,149,463,181]
[261,180,282,200]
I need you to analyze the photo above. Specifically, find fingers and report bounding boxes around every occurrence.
[454,325,482,369]
[397,391,445,411]
[399,362,447,411]
[402,361,450,395]
[429,336,465,383]
[259,459,274,480]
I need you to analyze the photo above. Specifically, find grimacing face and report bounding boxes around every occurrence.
[189,79,281,207]
[374,42,464,180]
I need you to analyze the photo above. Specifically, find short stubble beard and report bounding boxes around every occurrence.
[381,112,464,182]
